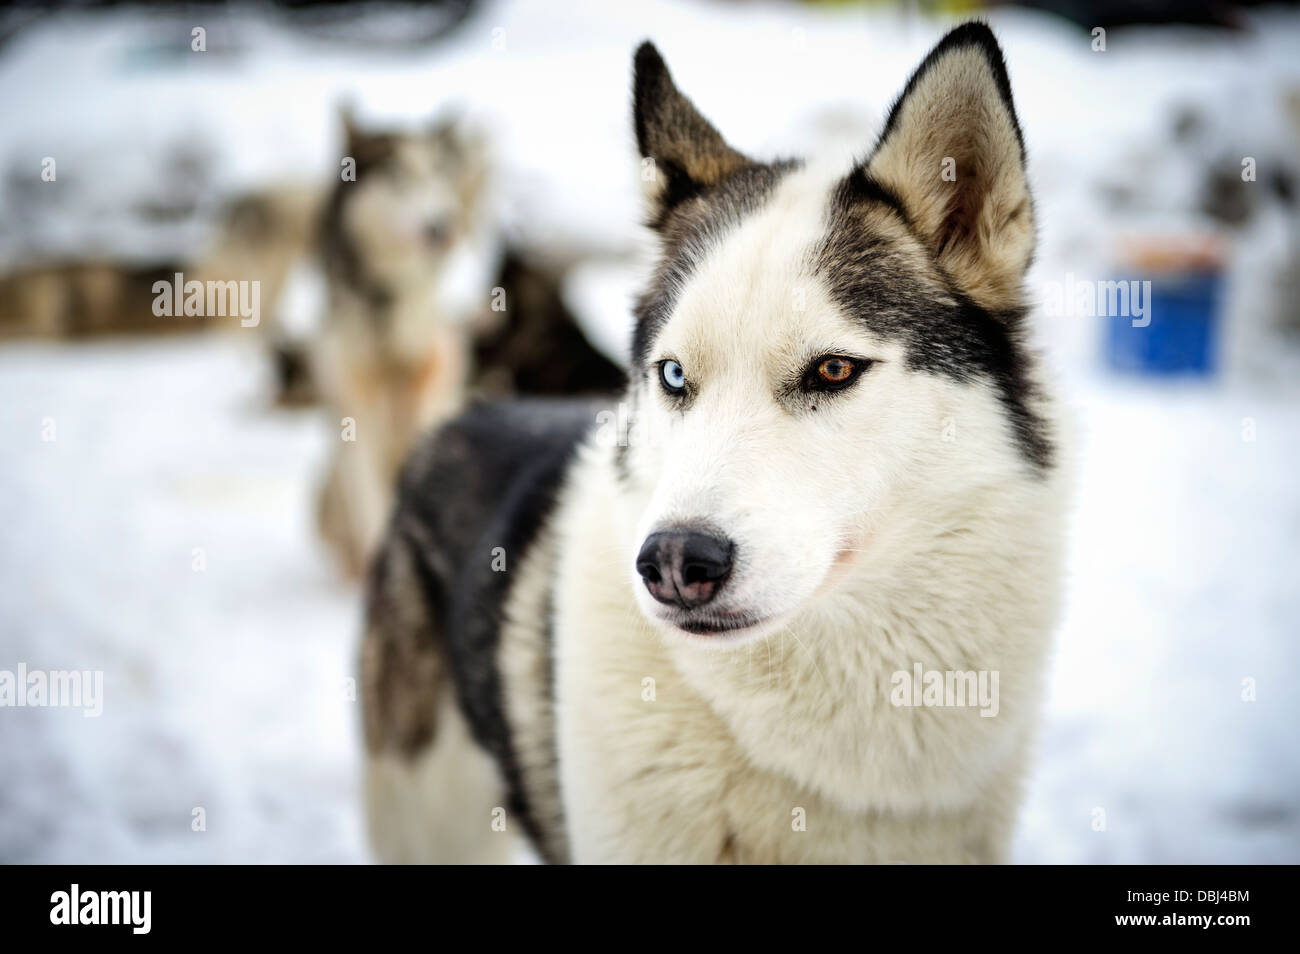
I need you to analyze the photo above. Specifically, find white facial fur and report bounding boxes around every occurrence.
[343,137,471,287]
[620,162,1028,644]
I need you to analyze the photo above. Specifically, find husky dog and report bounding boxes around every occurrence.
[361,23,1067,864]
[313,111,626,574]
[314,110,488,575]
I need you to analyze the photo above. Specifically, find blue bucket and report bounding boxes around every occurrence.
[1103,271,1222,377]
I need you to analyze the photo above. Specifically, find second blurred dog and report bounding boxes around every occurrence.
[313,109,488,576]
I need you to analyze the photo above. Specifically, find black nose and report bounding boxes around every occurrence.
[424,220,452,245]
[635,529,733,609]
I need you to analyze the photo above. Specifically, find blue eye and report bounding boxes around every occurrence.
[660,359,686,392]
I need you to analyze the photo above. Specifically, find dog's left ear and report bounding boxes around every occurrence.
[863,22,1034,310]
[633,41,750,228]
[338,100,396,171]
[430,116,490,220]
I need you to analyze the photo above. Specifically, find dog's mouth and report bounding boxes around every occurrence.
[647,607,776,642]
[676,613,766,635]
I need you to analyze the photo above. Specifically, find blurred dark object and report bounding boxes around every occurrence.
[470,250,626,398]
[1201,157,1296,226]
[1008,0,1288,30]
[273,340,318,406]
[0,0,480,52]
[0,261,193,337]
[276,0,477,47]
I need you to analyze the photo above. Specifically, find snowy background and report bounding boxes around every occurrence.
[1,0,1298,863]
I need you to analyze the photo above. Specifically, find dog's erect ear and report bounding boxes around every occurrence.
[338,100,396,171]
[339,100,365,151]
[429,116,490,223]
[633,41,749,228]
[862,22,1034,310]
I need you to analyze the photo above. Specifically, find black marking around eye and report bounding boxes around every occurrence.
[814,187,1053,471]
[800,355,871,393]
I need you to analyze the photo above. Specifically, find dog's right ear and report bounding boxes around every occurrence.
[339,100,363,152]
[633,41,749,228]
[338,100,395,171]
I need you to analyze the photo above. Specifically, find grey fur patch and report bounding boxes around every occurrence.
[361,531,445,756]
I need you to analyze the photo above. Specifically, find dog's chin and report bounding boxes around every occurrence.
[641,605,789,647]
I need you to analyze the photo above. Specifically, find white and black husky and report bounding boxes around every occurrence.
[361,22,1067,864]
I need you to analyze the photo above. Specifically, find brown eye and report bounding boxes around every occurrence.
[802,354,870,393]
[817,358,854,384]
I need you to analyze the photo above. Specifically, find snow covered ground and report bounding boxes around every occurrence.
[1016,373,1300,863]
[1,0,1299,863]
[0,337,367,863]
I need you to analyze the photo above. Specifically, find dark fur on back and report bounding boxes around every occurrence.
[363,400,596,862]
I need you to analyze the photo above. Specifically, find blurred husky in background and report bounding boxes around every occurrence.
[361,24,1068,863]
[313,109,488,576]
[310,109,625,576]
